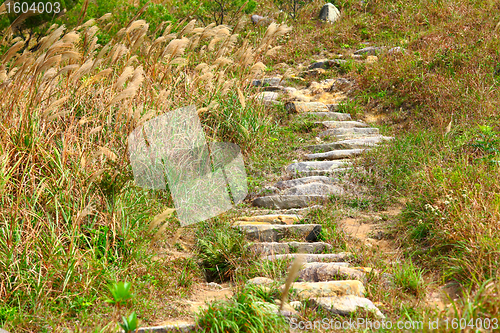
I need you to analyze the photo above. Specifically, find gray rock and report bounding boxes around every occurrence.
[284,281,365,300]
[282,183,344,196]
[254,91,279,105]
[0,329,10,333]
[297,263,366,282]
[263,253,354,263]
[251,15,271,26]
[320,120,369,128]
[247,277,275,286]
[283,87,297,94]
[353,46,382,56]
[235,223,322,242]
[254,301,298,318]
[286,160,351,173]
[319,3,341,23]
[309,59,347,70]
[294,168,352,177]
[311,295,385,319]
[250,241,333,255]
[306,136,393,151]
[137,321,196,333]
[305,149,366,161]
[275,176,337,189]
[252,195,328,209]
[318,127,379,138]
[304,112,352,120]
[285,101,329,113]
[388,46,403,55]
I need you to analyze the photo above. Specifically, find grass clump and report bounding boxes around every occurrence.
[196,284,287,333]
[392,259,425,296]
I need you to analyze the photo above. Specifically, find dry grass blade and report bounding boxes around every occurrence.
[2,41,24,65]
[237,87,246,109]
[98,146,117,162]
[42,96,69,119]
[149,208,175,233]
[280,255,304,311]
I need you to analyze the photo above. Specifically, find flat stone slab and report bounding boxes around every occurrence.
[250,241,333,255]
[305,149,366,161]
[254,91,280,105]
[306,136,392,151]
[283,281,365,300]
[263,253,353,263]
[320,121,369,128]
[318,127,379,138]
[297,263,367,282]
[287,161,351,173]
[235,224,322,242]
[275,176,337,189]
[311,295,385,319]
[305,112,352,120]
[137,321,196,332]
[282,183,344,196]
[247,277,275,286]
[252,195,328,209]
[285,101,329,113]
[238,214,301,224]
[294,168,352,177]
[252,77,282,87]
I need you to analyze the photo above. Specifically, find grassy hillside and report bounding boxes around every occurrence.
[1,0,500,331]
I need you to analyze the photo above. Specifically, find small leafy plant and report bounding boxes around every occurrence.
[120,312,138,333]
[106,281,134,308]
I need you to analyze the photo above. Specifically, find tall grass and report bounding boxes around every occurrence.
[0,12,291,330]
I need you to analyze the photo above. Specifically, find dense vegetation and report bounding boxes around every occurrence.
[1,0,499,331]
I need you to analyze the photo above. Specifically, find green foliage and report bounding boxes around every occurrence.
[392,259,425,296]
[106,281,134,306]
[196,284,287,332]
[174,0,255,25]
[119,312,138,333]
[272,0,313,19]
[196,222,248,282]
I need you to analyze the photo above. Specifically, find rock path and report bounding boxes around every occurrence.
[143,74,393,332]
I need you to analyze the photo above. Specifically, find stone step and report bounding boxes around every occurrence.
[263,253,353,263]
[235,223,322,242]
[282,183,344,196]
[252,195,328,209]
[281,281,365,300]
[286,160,351,174]
[249,241,333,256]
[306,136,393,152]
[238,214,301,224]
[330,133,385,141]
[136,321,196,332]
[305,148,367,161]
[293,168,352,177]
[302,112,352,121]
[275,176,338,189]
[318,127,379,138]
[311,296,385,319]
[319,121,369,129]
[297,263,367,282]
[285,101,329,113]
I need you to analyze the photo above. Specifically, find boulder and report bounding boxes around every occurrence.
[319,3,341,23]
[311,295,385,319]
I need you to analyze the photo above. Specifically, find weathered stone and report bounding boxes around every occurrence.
[286,160,351,173]
[294,168,352,177]
[251,15,272,26]
[320,120,368,128]
[252,77,282,87]
[366,55,378,64]
[235,223,322,242]
[311,295,385,319]
[247,277,275,286]
[275,176,337,189]
[318,127,379,138]
[309,59,347,70]
[252,195,328,209]
[319,3,341,23]
[306,136,393,151]
[249,241,333,255]
[254,91,279,105]
[137,321,196,333]
[353,46,382,55]
[285,101,329,113]
[305,149,366,161]
[297,263,366,282]
[388,46,403,55]
[238,214,302,224]
[283,281,365,300]
[254,301,298,318]
[282,183,344,196]
[305,112,352,120]
[0,329,10,333]
[263,253,354,263]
